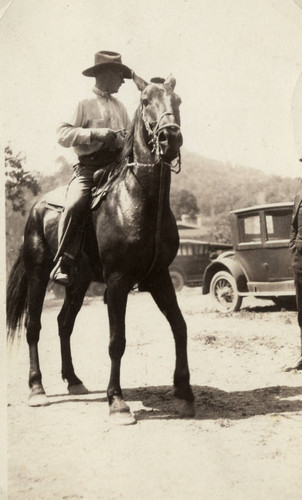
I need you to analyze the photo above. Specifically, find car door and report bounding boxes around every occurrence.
[192,243,211,281]
[179,242,208,283]
[234,211,268,282]
[171,241,210,284]
[262,207,293,281]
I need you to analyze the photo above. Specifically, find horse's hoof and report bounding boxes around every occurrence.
[174,397,195,418]
[68,383,89,395]
[284,356,302,372]
[109,397,136,425]
[109,410,136,426]
[28,392,50,407]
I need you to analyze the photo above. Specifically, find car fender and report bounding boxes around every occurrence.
[202,253,248,294]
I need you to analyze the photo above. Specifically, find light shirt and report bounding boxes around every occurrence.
[57,86,131,156]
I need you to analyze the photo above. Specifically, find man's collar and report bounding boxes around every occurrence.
[93,86,112,99]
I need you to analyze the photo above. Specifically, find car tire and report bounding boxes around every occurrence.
[86,282,106,297]
[51,283,65,299]
[209,270,242,313]
[169,270,185,292]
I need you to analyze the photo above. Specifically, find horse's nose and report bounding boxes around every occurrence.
[158,127,183,149]
[175,128,183,147]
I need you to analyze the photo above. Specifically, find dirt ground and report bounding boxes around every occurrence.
[5,288,302,499]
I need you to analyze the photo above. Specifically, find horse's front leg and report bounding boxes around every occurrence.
[106,273,136,425]
[144,267,195,417]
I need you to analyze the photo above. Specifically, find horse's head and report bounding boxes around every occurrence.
[133,73,183,162]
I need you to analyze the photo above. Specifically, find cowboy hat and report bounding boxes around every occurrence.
[82,51,132,78]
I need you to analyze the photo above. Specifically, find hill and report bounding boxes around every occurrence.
[171,149,300,217]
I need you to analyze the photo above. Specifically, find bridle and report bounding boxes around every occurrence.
[141,107,182,174]
[142,109,180,136]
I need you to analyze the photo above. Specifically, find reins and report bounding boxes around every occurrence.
[136,158,167,283]
[94,104,182,286]
[133,109,182,283]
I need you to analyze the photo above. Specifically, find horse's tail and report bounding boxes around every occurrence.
[7,245,28,343]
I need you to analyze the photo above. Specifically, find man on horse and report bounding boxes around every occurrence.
[51,50,133,285]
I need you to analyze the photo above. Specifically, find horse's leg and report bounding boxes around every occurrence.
[26,268,50,407]
[144,268,195,417]
[57,276,91,394]
[106,273,136,425]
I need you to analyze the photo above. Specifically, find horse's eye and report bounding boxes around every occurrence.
[142,98,149,107]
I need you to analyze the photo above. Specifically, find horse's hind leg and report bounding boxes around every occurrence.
[26,268,50,406]
[144,268,195,417]
[57,277,91,394]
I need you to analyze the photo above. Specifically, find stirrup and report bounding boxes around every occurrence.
[50,257,71,286]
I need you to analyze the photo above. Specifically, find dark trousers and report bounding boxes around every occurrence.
[292,250,302,327]
[54,148,121,263]
[55,164,95,261]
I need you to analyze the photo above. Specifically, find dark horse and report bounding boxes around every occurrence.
[7,73,195,424]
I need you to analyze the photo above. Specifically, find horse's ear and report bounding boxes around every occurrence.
[132,72,148,91]
[164,74,176,90]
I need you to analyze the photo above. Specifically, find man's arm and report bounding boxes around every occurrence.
[57,100,92,147]
[57,100,117,148]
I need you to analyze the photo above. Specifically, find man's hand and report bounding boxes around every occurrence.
[90,128,117,146]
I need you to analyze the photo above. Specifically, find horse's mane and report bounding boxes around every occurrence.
[121,106,141,163]
[110,106,141,180]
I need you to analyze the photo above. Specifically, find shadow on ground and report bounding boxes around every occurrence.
[124,384,302,421]
[43,384,302,421]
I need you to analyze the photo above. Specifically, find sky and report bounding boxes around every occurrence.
[2,0,302,178]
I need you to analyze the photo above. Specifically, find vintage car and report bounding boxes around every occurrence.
[202,202,296,312]
[169,239,232,291]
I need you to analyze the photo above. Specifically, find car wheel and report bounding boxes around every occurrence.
[50,283,65,299]
[209,271,242,313]
[169,270,185,292]
[86,282,106,297]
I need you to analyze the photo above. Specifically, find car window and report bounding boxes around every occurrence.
[177,243,208,256]
[265,209,292,240]
[178,244,193,256]
[238,214,261,243]
[177,246,184,256]
[196,245,206,255]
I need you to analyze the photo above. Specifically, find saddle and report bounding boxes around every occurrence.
[45,162,120,213]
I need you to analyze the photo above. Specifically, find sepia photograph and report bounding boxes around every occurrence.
[2,0,302,498]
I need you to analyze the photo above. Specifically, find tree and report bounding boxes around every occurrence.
[206,211,232,244]
[5,145,41,273]
[170,189,199,220]
[5,145,41,216]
